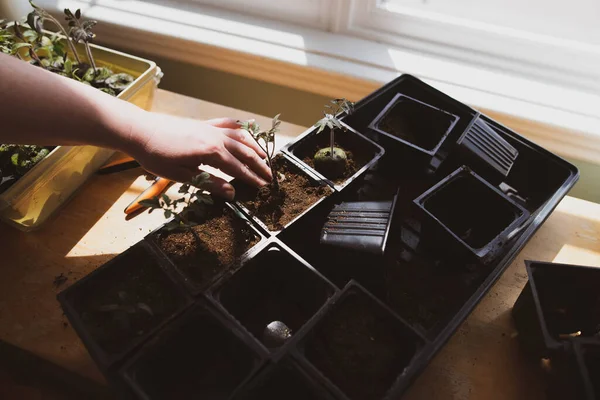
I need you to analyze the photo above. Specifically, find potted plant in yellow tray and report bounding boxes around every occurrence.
[0,2,163,231]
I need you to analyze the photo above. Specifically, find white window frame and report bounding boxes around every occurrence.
[339,0,600,92]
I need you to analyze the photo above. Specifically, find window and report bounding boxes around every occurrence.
[342,0,600,91]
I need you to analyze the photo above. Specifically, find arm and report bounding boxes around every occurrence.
[0,53,271,199]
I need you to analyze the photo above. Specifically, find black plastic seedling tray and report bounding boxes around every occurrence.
[120,303,267,400]
[57,241,192,374]
[58,73,579,400]
[282,121,385,191]
[145,202,268,296]
[208,240,339,361]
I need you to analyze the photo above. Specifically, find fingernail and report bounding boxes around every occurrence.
[224,184,235,201]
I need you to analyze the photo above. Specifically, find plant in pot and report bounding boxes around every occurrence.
[283,99,384,190]
[0,2,154,231]
[139,173,263,294]
[313,99,354,179]
[234,115,332,232]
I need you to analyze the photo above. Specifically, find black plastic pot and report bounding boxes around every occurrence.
[368,93,459,169]
[282,122,385,191]
[232,153,334,236]
[414,165,530,263]
[145,202,267,296]
[234,358,337,400]
[209,240,338,360]
[512,261,600,357]
[291,281,427,400]
[57,241,191,373]
[120,304,266,400]
[320,189,399,255]
[454,116,519,178]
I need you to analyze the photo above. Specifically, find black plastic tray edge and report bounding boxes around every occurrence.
[56,240,193,376]
[281,121,386,192]
[413,165,531,261]
[143,202,269,297]
[367,92,460,156]
[288,280,430,400]
[524,260,600,351]
[231,153,335,236]
[118,302,269,400]
[348,74,579,399]
[206,237,340,363]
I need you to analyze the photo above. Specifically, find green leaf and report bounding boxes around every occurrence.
[22,29,38,43]
[139,198,160,209]
[161,193,171,206]
[63,58,72,74]
[164,210,172,219]
[83,67,95,82]
[93,67,113,83]
[11,42,31,55]
[105,73,134,91]
[178,183,191,193]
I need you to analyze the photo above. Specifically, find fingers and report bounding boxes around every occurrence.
[222,128,267,159]
[198,173,236,201]
[210,147,269,188]
[204,117,240,129]
[225,138,272,181]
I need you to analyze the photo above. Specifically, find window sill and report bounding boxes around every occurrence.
[45,0,600,164]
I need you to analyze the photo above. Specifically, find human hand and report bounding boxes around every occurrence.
[126,112,272,200]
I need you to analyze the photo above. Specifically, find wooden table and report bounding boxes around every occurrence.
[1,90,599,399]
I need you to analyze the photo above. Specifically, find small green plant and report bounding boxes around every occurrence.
[239,114,282,189]
[313,98,354,178]
[63,8,97,75]
[0,144,50,176]
[138,173,214,231]
[0,2,137,190]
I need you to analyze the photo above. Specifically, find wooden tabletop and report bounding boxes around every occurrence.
[1,89,599,399]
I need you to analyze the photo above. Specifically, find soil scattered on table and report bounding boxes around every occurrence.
[53,273,68,288]
[236,155,330,231]
[305,292,420,400]
[157,207,259,290]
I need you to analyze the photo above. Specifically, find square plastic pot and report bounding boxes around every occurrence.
[234,358,337,400]
[231,153,334,236]
[368,93,459,168]
[291,281,428,400]
[512,261,600,357]
[282,122,385,191]
[320,189,399,255]
[145,202,267,296]
[57,241,190,373]
[209,240,338,361]
[120,304,266,400]
[414,165,530,263]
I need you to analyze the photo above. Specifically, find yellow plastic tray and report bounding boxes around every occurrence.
[0,40,162,231]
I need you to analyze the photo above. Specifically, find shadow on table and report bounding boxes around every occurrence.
[0,340,115,400]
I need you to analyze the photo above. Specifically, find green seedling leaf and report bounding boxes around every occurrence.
[105,73,134,91]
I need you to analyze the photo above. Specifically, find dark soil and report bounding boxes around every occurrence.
[424,173,520,248]
[383,244,485,334]
[74,246,185,355]
[129,312,257,400]
[377,97,455,151]
[293,128,375,184]
[157,206,259,290]
[236,155,331,231]
[305,291,421,400]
